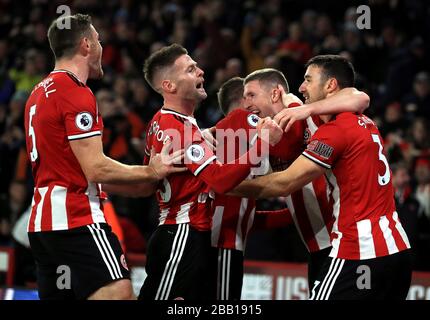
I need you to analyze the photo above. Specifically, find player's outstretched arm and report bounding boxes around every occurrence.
[229,155,325,198]
[196,117,283,194]
[275,86,370,132]
[70,136,186,184]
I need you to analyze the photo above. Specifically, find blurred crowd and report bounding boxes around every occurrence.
[1,0,430,285]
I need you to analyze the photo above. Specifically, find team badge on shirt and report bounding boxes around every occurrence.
[75,112,93,131]
[186,144,205,162]
[247,114,260,127]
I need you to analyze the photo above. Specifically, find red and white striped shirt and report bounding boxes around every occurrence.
[144,108,260,231]
[144,109,215,231]
[24,70,106,232]
[270,114,333,253]
[211,109,258,251]
[303,113,411,260]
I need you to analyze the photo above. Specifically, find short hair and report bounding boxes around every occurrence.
[47,14,93,60]
[217,77,244,115]
[143,43,188,93]
[244,68,289,93]
[305,55,355,89]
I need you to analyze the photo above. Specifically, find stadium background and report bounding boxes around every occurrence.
[0,0,429,299]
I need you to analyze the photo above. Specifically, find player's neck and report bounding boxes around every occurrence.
[54,57,89,85]
[163,96,196,117]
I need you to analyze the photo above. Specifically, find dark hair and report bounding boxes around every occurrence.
[244,68,289,93]
[47,14,92,60]
[143,43,188,92]
[305,55,355,88]
[217,77,244,115]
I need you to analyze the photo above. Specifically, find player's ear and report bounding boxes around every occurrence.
[79,37,91,56]
[326,78,338,94]
[161,80,177,93]
[271,87,281,103]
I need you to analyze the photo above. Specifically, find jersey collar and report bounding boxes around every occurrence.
[161,108,197,126]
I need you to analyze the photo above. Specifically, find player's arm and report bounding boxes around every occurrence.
[70,137,185,184]
[192,118,283,194]
[229,155,325,198]
[275,87,370,132]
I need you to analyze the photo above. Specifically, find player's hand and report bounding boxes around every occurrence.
[278,85,303,108]
[257,117,283,146]
[201,126,218,151]
[149,139,187,179]
[274,106,312,133]
[275,85,308,133]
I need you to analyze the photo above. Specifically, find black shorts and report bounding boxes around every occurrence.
[308,246,332,290]
[28,223,130,300]
[210,247,244,300]
[309,249,412,300]
[138,224,212,300]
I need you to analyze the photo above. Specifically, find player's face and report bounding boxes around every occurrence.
[173,54,207,102]
[87,25,103,80]
[243,80,275,118]
[299,65,327,104]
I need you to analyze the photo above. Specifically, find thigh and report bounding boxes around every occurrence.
[216,248,244,300]
[28,232,75,300]
[310,257,369,300]
[139,224,212,300]
[375,250,412,300]
[30,223,130,300]
[308,247,332,291]
[168,225,212,300]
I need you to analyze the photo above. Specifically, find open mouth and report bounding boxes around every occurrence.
[196,80,205,90]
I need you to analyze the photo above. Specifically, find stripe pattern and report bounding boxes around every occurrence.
[87,223,123,280]
[68,130,101,140]
[217,248,232,300]
[28,184,106,232]
[155,223,190,300]
[309,257,345,300]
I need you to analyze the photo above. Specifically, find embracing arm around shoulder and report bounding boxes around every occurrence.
[229,155,325,199]
[307,87,370,115]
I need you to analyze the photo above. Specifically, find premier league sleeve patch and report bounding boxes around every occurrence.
[247,114,260,127]
[186,144,205,162]
[75,112,94,131]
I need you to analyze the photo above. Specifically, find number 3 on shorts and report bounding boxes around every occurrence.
[28,104,38,162]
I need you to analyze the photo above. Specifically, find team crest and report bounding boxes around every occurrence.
[247,114,260,127]
[186,144,205,162]
[75,112,93,131]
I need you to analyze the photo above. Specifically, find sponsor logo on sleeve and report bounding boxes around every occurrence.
[75,112,93,131]
[247,114,260,127]
[186,144,205,162]
[306,140,334,159]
